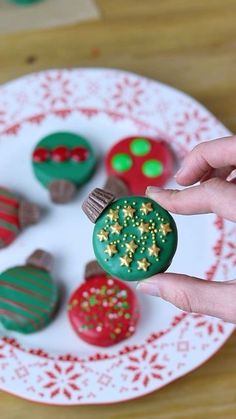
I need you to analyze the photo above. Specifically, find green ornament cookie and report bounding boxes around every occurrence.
[32,132,96,204]
[82,188,178,281]
[0,250,59,334]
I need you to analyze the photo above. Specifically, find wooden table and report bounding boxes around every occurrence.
[0,1,236,418]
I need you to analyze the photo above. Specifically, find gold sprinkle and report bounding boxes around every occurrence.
[104,244,118,257]
[148,244,160,257]
[125,240,138,254]
[138,222,149,235]
[140,202,153,215]
[159,223,172,236]
[120,255,132,267]
[97,229,109,242]
[137,258,150,271]
[111,223,123,235]
[107,209,119,221]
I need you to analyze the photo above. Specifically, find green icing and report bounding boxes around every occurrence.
[111,153,133,172]
[130,138,151,156]
[10,0,41,4]
[0,219,19,234]
[0,266,58,334]
[93,196,177,281]
[0,187,18,201]
[142,159,163,177]
[32,132,96,189]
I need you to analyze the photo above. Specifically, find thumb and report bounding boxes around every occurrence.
[137,273,236,323]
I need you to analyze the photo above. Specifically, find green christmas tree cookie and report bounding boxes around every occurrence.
[32,132,96,204]
[82,188,178,281]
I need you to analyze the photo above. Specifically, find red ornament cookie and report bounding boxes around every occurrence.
[68,261,140,347]
[106,136,174,195]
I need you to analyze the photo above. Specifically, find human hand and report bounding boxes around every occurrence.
[137,136,236,323]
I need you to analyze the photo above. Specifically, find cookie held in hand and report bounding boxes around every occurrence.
[0,250,59,334]
[68,261,140,347]
[82,188,178,281]
[32,132,96,204]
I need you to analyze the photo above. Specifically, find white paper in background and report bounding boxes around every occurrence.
[0,0,100,35]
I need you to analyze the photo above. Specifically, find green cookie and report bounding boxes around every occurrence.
[0,250,58,334]
[83,190,178,281]
[32,132,96,203]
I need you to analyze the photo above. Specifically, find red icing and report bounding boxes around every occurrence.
[106,136,174,195]
[33,148,50,163]
[0,211,19,226]
[68,275,140,347]
[0,226,16,247]
[71,147,89,162]
[0,194,19,208]
[51,146,71,162]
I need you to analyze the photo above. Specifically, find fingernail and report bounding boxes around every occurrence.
[136,278,161,297]
[146,186,163,196]
[174,167,184,178]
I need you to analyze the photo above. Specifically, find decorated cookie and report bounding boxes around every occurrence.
[32,132,96,203]
[106,136,174,195]
[82,188,177,281]
[0,250,59,334]
[0,186,40,249]
[68,261,140,347]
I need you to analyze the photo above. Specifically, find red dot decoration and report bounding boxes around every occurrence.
[71,147,89,162]
[33,148,50,163]
[51,146,71,162]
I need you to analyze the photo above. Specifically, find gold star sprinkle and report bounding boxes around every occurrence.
[97,229,109,242]
[159,223,172,236]
[111,223,123,235]
[138,222,149,235]
[120,255,132,267]
[148,244,160,257]
[104,244,118,257]
[125,240,138,254]
[123,206,136,218]
[137,258,150,271]
[140,202,153,215]
[107,209,119,222]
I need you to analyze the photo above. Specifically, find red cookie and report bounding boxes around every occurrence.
[106,136,174,195]
[68,262,140,347]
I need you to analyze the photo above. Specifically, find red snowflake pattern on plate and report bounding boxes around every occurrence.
[174,109,210,143]
[40,71,73,107]
[111,76,144,112]
[126,349,165,387]
[43,363,81,400]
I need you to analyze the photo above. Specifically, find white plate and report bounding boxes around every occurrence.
[0,68,235,405]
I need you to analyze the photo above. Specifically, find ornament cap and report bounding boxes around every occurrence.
[19,200,40,228]
[82,188,115,223]
[49,180,76,204]
[103,176,130,198]
[26,249,53,272]
[84,260,106,281]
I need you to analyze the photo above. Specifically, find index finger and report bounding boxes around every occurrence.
[176,136,236,186]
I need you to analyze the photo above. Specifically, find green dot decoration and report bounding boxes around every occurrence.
[111,153,133,173]
[142,159,163,177]
[130,138,151,156]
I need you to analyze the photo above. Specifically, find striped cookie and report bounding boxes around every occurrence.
[0,187,40,249]
[0,250,59,334]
